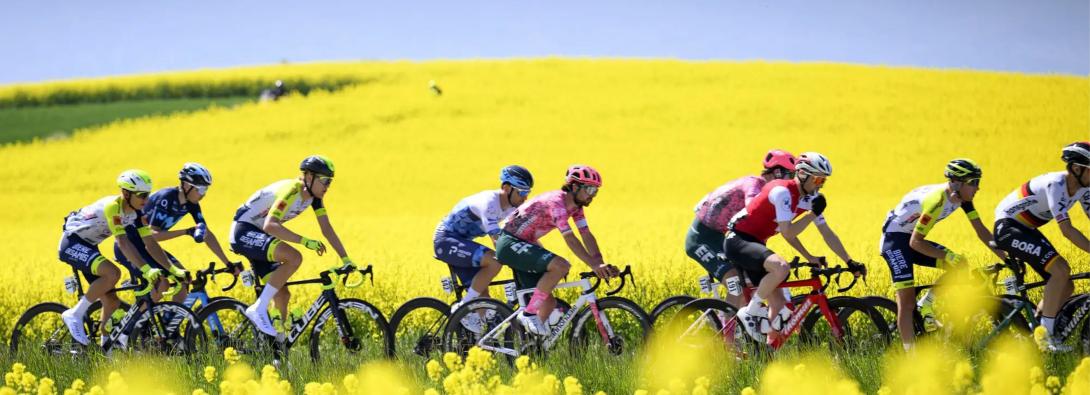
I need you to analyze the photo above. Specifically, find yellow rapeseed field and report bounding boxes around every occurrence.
[0,59,1087,393]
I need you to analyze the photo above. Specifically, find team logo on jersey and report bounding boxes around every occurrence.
[1011,239,1042,256]
[276,201,287,211]
[112,216,121,226]
[919,215,932,225]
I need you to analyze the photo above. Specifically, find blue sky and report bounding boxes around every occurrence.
[1,0,1086,84]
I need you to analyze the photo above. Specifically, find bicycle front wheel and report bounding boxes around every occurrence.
[130,302,205,356]
[194,298,263,355]
[9,302,87,358]
[570,297,652,356]
[389,297,450,360]
[308,298,393,362]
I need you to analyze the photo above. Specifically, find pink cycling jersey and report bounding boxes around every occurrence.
[503,190,588,243]
[694,176,766,233]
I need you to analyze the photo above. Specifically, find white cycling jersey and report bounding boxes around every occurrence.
[995,171,1090,228]
[883,183,974,235]
[233,179,324,227]
[63,195,149,245]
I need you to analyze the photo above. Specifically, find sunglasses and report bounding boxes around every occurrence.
[186,183,209,195]
[961,178,981,187]
[581,185,599,196]
[513,187,530,197]
[133,192,150,199]
[317,176,334,186]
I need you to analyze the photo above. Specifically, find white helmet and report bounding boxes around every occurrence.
[795,152,833,177]
[179,162,213,186]
[117,169,153,193]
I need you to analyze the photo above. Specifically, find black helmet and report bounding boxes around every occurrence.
[300,155,335,177]
[944,158,982,180]
[178,162,212,186]
[1062,142,1090,167]
[500,165,534,189]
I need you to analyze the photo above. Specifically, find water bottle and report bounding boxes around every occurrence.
[440,276,455,294]
[192,223,207,243]
[240,270,255,287]
[63,276,79,294]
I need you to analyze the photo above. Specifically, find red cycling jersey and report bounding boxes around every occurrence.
[730,179,818,243]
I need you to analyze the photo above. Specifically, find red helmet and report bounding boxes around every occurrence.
[565,165,602,187]
[763,149,796,171]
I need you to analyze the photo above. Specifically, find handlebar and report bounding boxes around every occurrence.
[789,257,867,293]
[578,265,635,296]
[333,264,373,289]
[193,261,244,292]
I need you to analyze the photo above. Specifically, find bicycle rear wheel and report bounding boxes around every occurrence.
[308,298,393,362]
[9,302,87,358]
[569,296,651,356]
[649,295,695,331]
[801,296,891,354]
[665,298,747,352]
[130,302,205,356]
[862,295,924,336]
[443,298,519,363]
[389,297,449,360]
[194,298,263,355]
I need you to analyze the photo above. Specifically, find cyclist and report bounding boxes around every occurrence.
[435,165,534,332]
[993,141,1090,352]
[879,158,1006,351]
[230,155,357,336]
[58,170,172,345]
[496,165,618,335]
[113,163,238,303]
[725,152,863,344]
[687,149,796,308]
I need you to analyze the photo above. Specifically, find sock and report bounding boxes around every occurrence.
[255,285,279,311]
[524,289,548,315]
[903,343,912,352]
[917,289,934,308]
[747,295,763,311]
[462,287,481,303]
[69,297,91,317]
[1041,316,1056,335]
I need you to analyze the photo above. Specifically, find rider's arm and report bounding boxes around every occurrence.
[135,214,177,270]
[562,232,604,268]
[908,188,950,259]
[1058,219,1090,253]
[151,228,191,242]
[558,208,604,268]
[315,202,350,260]
[262,183,307,243]
[201,229,235,265]
[814,220,853,263]
[1046,182,1090,253]
[962,201,1007,260]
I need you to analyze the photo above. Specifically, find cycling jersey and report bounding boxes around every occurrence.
[994,171,1090,228]
[435,189,517,240]
[503,190,587,243]
[729,179,820,243]
[143,187,205,230]
[883,183,978,236]
[694,176,766,233]
[233,179,324,227]
[63,195,151,245]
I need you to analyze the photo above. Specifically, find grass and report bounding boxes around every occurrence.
[0,97,251,145]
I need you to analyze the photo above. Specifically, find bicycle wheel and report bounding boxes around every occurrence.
[664,298,746,351]
[389,297,449,359]
[129,302,205,356]
[308,298,393,362]
[801,296,891,353]
[194,298,262,355]
[649,295,695,330]
[443,298,519,363]
[569,296,651,356]
[9,302,87,357]
[862,295,924,336]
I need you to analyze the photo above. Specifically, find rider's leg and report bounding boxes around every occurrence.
[527,256,570,320]
[253,242,301,317]
[755,254,789,333]
[93,261,122,333]
[273,287,292,321]
[468,251,503,301]
[895,287,916,350]
[1040,257,1072,335]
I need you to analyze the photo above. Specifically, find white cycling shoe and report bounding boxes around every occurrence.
[245,305,279,336]
[451,301,486,334]
[61,309,89,346]
[735,305,766,342]
[517,312,550,336]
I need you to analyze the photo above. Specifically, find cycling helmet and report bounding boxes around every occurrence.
[1061,141,1090,166]
[117,170,153,193]
[300,155,335,177]
[763,149,796,171]
[795,152,832,177]
[565,165,602,187]
[179,162,212,186]
[944,158,982,180]
[500,165,534,189]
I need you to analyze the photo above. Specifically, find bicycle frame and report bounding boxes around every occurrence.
[476,277,613,357]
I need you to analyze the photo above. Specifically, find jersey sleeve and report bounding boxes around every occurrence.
[769,186,795,222]
[743,179,764,205]
[187,202,206,225]
[1080,190,1090,217]
[914,188,946,236]
[551,202,575,235]
[1047,179,1070,223]
[270,182,302,221]
[104,198,127,237]
[572,208,589,232]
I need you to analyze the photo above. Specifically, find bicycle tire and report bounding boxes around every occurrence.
[308,298,393,361]
[649,295,695,326]
[389,297,450,358]
[569,296,652,356]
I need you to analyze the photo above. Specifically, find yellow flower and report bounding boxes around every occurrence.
[564,376,583,395]
[740,388,756,395]
[224,347,241,365]
[443,352,464,371]
[426,360,444,382]
[203,366,217,383]
[192,390,209,395]
[36,377,55,395]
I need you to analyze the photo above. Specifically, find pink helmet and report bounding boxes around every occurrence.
[763,149,796,171]
[565,165,602,187]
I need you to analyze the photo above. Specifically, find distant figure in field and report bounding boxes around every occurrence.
[259,80,287,102]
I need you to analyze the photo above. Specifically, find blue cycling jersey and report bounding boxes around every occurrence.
[435,190,516,240]
[144,187,205,230]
